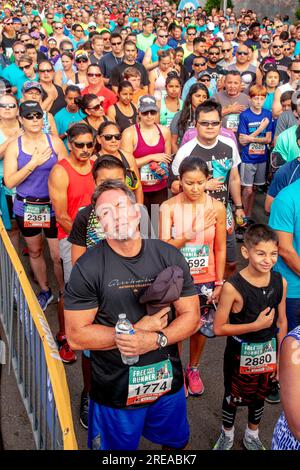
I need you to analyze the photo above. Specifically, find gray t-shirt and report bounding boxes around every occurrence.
[213,91,249,131]
[275,111,298,137]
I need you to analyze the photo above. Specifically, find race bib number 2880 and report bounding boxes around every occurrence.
[126,360,173,406]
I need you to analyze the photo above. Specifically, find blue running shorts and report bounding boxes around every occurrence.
[88,386,189,450]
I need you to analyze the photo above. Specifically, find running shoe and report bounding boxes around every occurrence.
[37,289,53,311]
[186,366,204,396]
[243,434,266,450]
[56,333,77,364]
[213,430,233,450]
[79,391,89,429]
[265,382,280,404]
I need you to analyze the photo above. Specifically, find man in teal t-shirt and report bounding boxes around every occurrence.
[269,178,300,330]
[54,86,84,147]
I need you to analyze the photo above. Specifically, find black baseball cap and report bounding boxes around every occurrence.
[19,100,43,117]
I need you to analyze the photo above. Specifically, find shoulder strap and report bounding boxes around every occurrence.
[118,150,130,169]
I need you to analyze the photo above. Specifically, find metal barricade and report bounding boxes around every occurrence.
[0,217,77,450]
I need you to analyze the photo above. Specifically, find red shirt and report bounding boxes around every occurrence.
[81,85,117,113]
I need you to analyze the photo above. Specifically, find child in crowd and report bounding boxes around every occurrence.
[213,224,287,450]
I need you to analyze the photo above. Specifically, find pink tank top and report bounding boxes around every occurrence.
[133,123,167,193]
[172,194,216,284]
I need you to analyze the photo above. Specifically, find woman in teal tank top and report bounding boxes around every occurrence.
[159,72,183,127]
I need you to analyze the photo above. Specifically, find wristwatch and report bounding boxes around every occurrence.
[156,331,168,349]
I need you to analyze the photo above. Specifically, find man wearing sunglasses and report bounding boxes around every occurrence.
[142,27,171,72]
[218,41,234,71]
[99,33,124,85]
[271,39,292,86]
[49,123,96,363]
[172,99,244,277]
[228,45,257,94]
[0,41,27,93]
[272,60,300,118]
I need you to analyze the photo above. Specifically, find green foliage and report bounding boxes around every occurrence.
[205,0,234,15]
[296,8,300,20]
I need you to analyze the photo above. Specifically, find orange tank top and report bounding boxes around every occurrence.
[57,159,95,240]
[172,193,216,284]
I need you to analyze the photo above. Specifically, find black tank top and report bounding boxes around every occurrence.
[83,116,108,139]
[228,271,283,343]
[114,103,137,132]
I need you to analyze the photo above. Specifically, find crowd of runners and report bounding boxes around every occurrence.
[0,0,300,452]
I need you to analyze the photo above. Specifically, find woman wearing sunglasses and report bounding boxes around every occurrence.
[4,100,68,312]
[74,50,89,90]
[0,94,22,245]
[106,81,138,132]
[78,94,108,139]
[121,95,171,213]
[96,121,143,204]
[16,55,38,99]
[38,60,66,116]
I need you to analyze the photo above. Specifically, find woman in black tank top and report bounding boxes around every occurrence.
[95,121,143,204]
[77,94,108,139]
[106,81,137,132]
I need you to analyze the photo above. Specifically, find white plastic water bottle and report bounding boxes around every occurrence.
[115,314,139,365]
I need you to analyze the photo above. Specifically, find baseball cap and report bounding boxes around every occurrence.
[3,18,13,25]
[198,71,211,79]
[75,50,89,60]
[47,37,57,44]
[88,21,97,28]
[30,31,40,40]
[12,17,22,23]
[261,34,271,42]
[22,81,43,94]
[19,101,43,117]
[138,95,159,113]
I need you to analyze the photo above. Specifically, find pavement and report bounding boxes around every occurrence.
[0,192,283,450]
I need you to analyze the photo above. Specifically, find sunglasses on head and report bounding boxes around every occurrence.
[73,141,94,149]
[0,103,17,109]
[141,110,157,116]
[100,133,122,141]
[87,103,103,111]
[23,112,43,120]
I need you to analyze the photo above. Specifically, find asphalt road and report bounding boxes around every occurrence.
[0,192,282,450]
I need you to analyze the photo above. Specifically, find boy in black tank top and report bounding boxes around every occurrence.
[213,224,287,450]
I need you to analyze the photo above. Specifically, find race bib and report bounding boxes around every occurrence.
[140,164,157,186]
[226,113,239,132]
[249,143,266,155]
[126,360,173,406]
[181,245,209,275]
[24,203,50,228]
[240,338,276,375]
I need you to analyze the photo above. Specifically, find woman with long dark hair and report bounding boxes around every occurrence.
[170,83,209,154]
[77,94,107,138]
[106,81,138,132]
